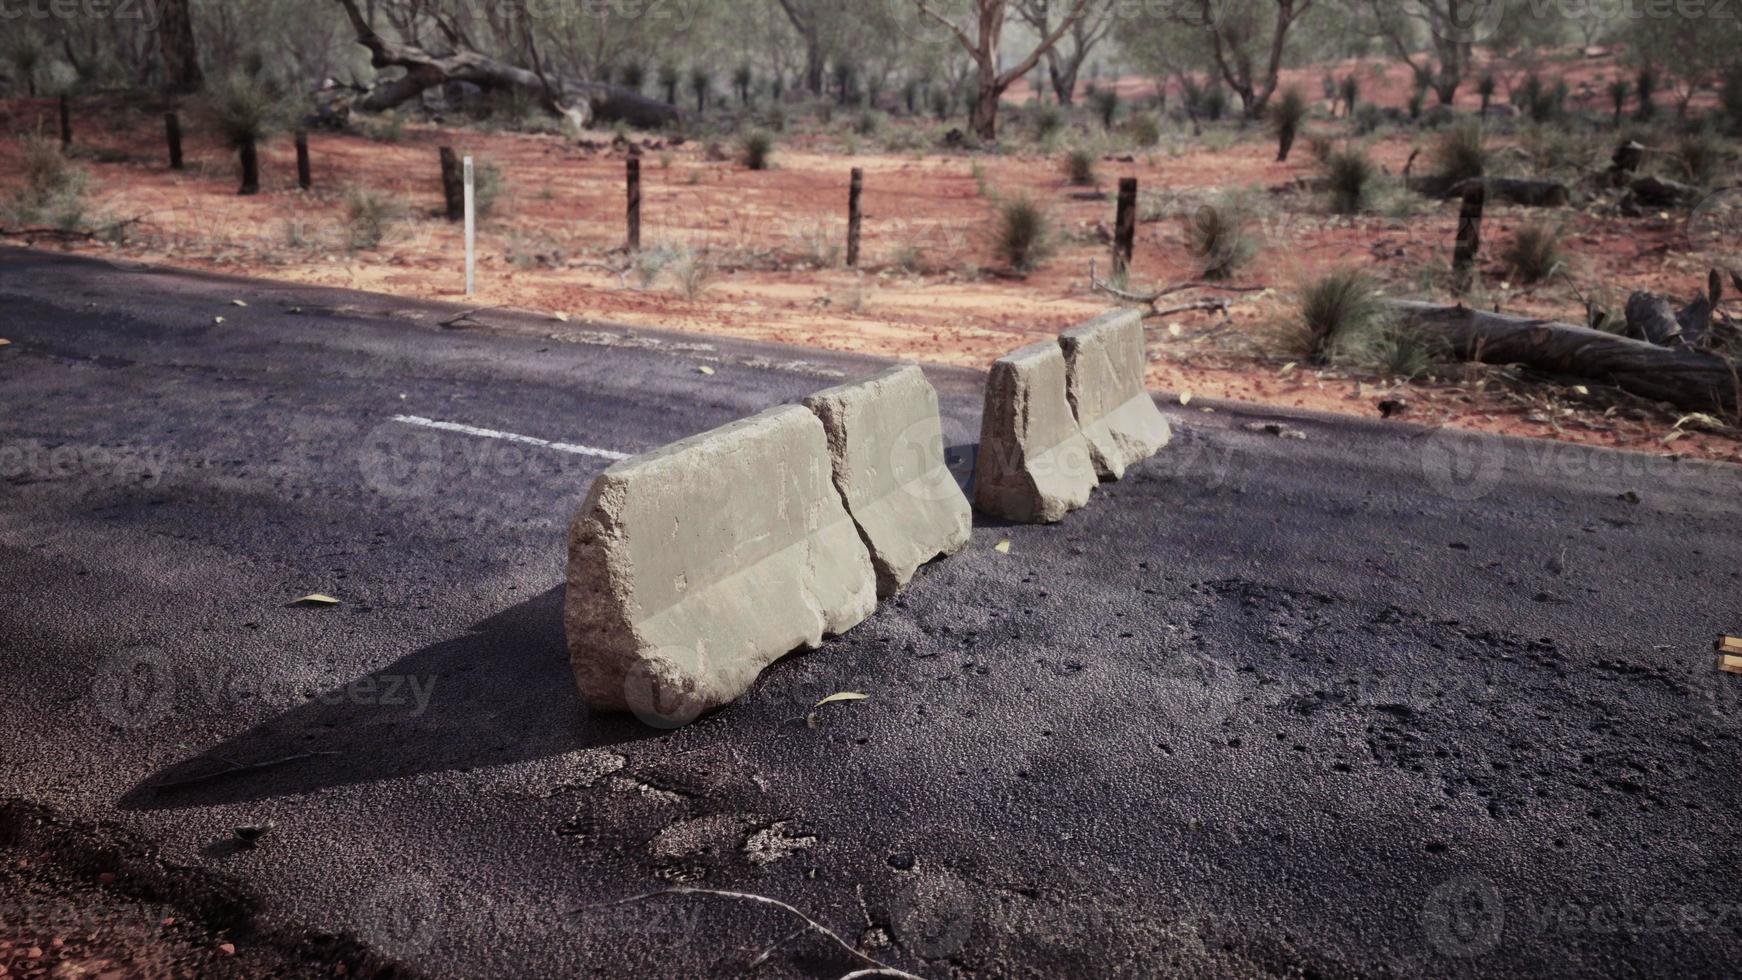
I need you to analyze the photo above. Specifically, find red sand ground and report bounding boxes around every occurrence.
[3,49,1737,465]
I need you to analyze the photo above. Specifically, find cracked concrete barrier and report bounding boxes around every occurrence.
[973,340,1097,524]
[804,364,972,599]
[566,405,877,727]
[1060,309,1172,480]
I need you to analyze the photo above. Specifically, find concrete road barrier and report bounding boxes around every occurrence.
[566,405,876,726]
[973,340,1097,523]
[804,364,972,598]
[1059,309,1172,480]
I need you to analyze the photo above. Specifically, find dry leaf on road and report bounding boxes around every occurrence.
[815,692,869,707]
[290,594,340,606]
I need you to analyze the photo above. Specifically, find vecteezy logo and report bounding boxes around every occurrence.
[1419,428,1507,502]
[91,644,175,729]
[890,875,975,960]
[622,644,711,729]
[1152,649,1241,722]
[360,874,443,959]
[357,421,445,499]
[1688,189,1742,262]
[1422,875,1505,958]
[890,414,970,504]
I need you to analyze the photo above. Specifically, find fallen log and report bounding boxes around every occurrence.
[1408,175,1570,206]
[330,0,679,130]
[1628,175,1699,208]
[1387,300,1739,413]
[1449,177,1570,208]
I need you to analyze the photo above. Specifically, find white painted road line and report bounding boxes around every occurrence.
[391,414,631,461]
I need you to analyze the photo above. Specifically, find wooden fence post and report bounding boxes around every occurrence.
[165,112,183,170]
[439,147,464,222]
[846,167,863,268]
[1113,177,1138,277]
[626,156,642,252]
[295,130,311,190]
[1452,181,1486,294]
[238,137,260,195]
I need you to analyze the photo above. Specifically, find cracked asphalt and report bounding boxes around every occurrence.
[2,248,1740,978]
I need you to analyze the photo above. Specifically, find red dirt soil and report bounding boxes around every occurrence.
[2,52,1736,466]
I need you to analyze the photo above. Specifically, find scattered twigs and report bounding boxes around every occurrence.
[1151,298,1232,318]
[439,304,504,328]
[1087,258,1259,318]
[581,887,926,980]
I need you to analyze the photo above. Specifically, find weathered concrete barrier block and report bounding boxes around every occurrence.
[973,340,1097,523]
[566,405,876,726]
[804,364,972,598]
[1060,309,1172,480]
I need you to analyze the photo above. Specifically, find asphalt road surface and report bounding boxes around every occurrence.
[3,247,1740,979]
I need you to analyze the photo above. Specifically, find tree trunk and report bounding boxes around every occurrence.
[1049,57,1079,106]
[970,59,1002,140]
[156,0,203,96]
[1388,301,1739,413]
[804,44,826,97]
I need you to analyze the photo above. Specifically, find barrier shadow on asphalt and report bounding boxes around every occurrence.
[118,585,660,811]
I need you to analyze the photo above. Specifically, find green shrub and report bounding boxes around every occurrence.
[658,62,681,105]
[1342,321,1443,380]
[1325,146,1376,214]
[1201,85,1228,122]
[1432,120,1486,185]
[1354,102,1383,135]
[473,160,505,220]
[1635,65,1658,121]
[739,130,775,170]
[1721,62,1742,135]
[1501,221,1563,284]
[1063,147,1097,186]
[205,69,288,148]
[993,196,1053,272]
[1294,268,1388,364]
[1411,63,1434,96]
[619,61,646,92]
[669,244,714,299]
[4,133,88,229]
[1676,130,1728,187]
[343,187,405,250]
[732,64,754,105]
[1608,77,1632,125]
[1185,193,1256,279]
[689,67,710,111]
[855,109,884,138]
[1272,86,1308,161]
[1125,112,1162,148]
[1091,87,1120,128]
[1032,102,1065,140]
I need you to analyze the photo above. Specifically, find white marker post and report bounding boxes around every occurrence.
[463,155,476,297]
